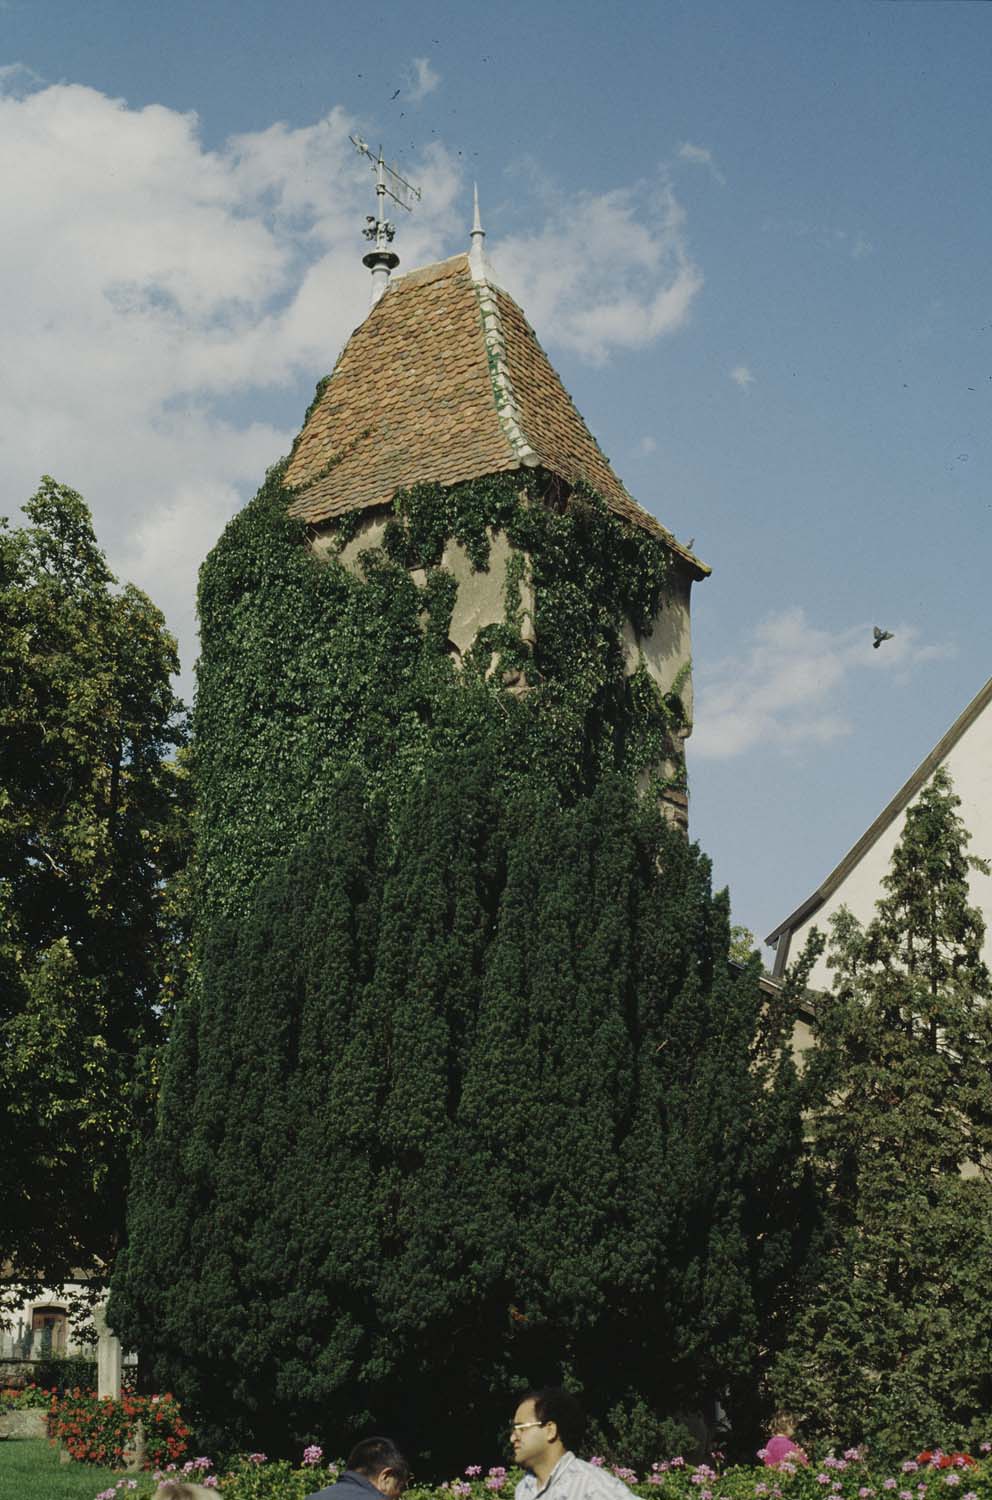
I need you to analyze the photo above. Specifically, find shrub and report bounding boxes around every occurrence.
[35,1352,98,1392]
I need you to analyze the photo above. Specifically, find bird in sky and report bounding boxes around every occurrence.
[391,89,400,100]
[873,626,895,649]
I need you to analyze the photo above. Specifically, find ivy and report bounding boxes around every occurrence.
[193,465,686,923]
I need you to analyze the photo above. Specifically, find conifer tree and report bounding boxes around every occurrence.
[772,768,992,1455]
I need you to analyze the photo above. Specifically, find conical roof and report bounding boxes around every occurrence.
[284,252,707,576]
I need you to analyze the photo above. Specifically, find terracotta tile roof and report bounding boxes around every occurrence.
[284,252,708,576]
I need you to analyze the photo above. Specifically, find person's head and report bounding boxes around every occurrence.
[510,1388,585,1475]
[769,1412,797,1439]
[347,1436,411,1498]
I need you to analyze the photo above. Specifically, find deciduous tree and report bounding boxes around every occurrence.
[0,478,187,1291]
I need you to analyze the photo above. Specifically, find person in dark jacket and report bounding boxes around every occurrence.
[306,1436,411,1500]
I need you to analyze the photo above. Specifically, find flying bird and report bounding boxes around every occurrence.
[873,626,894,649]
[391,89,400,100]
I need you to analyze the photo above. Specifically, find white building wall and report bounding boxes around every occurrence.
[784,700,992,992]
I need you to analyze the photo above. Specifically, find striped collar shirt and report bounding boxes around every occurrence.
[515,1454,635,1500]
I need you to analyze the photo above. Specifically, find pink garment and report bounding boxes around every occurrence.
[762,1436,808,1468]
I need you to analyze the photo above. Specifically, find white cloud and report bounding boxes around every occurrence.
[730,364,755,389]
[404,57,440,103]
[0,82,463,691]
[692,608,952,760]
[677,141,725,185]
[490,174,703,363]
[0,80,710,698]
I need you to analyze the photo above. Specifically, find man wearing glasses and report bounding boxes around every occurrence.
[305,1436,411,1500]
[510,1389,636,1500]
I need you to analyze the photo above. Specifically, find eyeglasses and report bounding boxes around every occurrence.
[511,1421,548,1433]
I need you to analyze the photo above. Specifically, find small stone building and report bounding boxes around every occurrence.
[283,216,708,821]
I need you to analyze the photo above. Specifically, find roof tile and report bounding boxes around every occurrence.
[284,253,707,573]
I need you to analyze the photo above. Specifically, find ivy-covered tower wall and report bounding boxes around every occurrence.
[194,464,693,924]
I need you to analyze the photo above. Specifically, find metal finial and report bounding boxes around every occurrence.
[350,135,420,305]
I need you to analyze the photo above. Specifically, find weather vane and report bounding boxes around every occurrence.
[350,135,421,303]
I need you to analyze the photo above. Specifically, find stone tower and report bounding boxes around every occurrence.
[281,218,708,824]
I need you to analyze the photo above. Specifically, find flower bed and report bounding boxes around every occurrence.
[86,1444,992,1500]
[49,1388,190,1470]
[1,1382,55,1410]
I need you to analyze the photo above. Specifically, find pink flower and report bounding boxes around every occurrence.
[488,1470,507,1480]
[845,1451,863,1463]
[249,1453,267,1465]
[944,1478,961,1488]
[589,1458,605,1468]
[672,1458,686,1469]
[303,1446,324,1467]
[900,1492,913,1499]
[963,1493,978,1500]
[817,1476,831,1486]
[903,1465,919,1475]
[980,1446,991,1456]
[885,1482,898,1490]
[649,1477,664,1487]
[466,1467,483,1477]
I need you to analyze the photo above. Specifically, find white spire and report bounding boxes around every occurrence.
[469,182,491,281]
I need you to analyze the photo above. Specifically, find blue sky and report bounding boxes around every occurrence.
[3,0,991,956]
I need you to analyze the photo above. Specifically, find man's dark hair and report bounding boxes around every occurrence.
[346,1436,410,1484]
[521,1388,585,1453]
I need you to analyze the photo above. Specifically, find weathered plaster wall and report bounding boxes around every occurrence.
[310,514,694,814]
[440,532,536,656]
[622,563,693,720]
[311,516,535,659]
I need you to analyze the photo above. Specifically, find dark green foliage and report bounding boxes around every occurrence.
[772,768,992,1457]
[114,766,797,1468]
[0,478,187,1292]
[113,467,801,1469]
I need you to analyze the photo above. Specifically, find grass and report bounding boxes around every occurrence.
[0,1436,158,1498]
